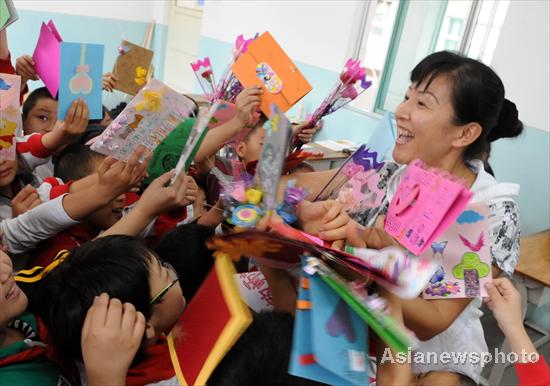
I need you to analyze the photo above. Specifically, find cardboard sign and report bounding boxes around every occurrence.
[232,32,312,116]
[112,40,154,96]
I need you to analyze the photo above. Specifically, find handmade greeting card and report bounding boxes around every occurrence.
[422,204,492,299]
[232,32,312,116]
[58,42,104,120]
[0,0,18,31]
[385,160,473,255]
[0,73,22,160]
[91,79,197,161]
[256,104,292,211]
[289,262,369,386]
[112,40,154,96]
[32,20,63,97]
[167,253,252,386]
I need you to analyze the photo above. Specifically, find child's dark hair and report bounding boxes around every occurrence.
[155,224,215,301]
[410,51,523,161]
[109,102,127,120]
[39,236,153,361]
[22,86,56,122]
[209,312,326,386]
[54,140,104,181]
[243,114,268,143]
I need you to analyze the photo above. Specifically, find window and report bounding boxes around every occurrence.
[351,0,510,114]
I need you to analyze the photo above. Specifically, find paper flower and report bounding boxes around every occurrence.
[425,281,461,297]
[134,66,148,86]
[135,91,162,112]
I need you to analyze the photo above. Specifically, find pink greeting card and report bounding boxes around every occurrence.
[422,204,492,299]
[385,160,473,255]
[33,20,63,97]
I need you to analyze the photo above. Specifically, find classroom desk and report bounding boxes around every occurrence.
[304,142,350,171]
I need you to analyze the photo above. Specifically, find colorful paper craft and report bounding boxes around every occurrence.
[0,0,18,31]
[422,204,492,299]
[314,145,385,210]
[91,79,196,162]
[112,40,154,96]
[32,20,63,97]
[232,32,312,116]
[289,259,369,386]
[0,73,22,160]
[58,42,104,120]
[385,160,473,255]
[167,253,252,386]
[256,104,292,211]
[208,220,438,298]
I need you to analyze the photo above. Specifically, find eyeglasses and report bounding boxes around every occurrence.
[150,261,179,305]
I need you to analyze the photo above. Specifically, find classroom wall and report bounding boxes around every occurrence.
[198,1,549,236]
[8,1,168,107]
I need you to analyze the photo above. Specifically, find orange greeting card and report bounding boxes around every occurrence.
[167,253,252,386]
[232,32,312,116]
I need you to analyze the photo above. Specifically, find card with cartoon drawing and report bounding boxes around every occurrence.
[90,78,196,161]
[422,204,492,299]
[0,73,22,160]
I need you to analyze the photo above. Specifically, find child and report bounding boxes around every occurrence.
[21,87,58,136]
[1,147,148,256]
[28,140,197,267]
[0,250,66,386]
[1,99,89,221]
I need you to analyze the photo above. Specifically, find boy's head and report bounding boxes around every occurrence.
[41,236,185,361]
[209,311,324,386]
[236,115,268,165]
[155,224,215,301]
[22,87,58,135]
[0,158,18,189]
[88,105,112,127]
[54,142,124,231]
[0,251,28,329]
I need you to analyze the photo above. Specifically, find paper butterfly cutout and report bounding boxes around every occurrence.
[118,43,129,55]
[134,66,147,86]
[69,44,93,95]
[0,78,11,91]
[256,62,282,94]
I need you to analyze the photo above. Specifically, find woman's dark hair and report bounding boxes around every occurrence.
[155,224,215,301]
[38,236,153,361]
[410,51,523,160]
[22,86,56,122]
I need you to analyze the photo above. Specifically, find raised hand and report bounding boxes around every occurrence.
[82,293,145,386]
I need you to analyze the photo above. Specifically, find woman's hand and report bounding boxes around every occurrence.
[296,199,350,241]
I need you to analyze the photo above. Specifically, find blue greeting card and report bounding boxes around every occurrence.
[58,42,104,120]
[289,262,369,386]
